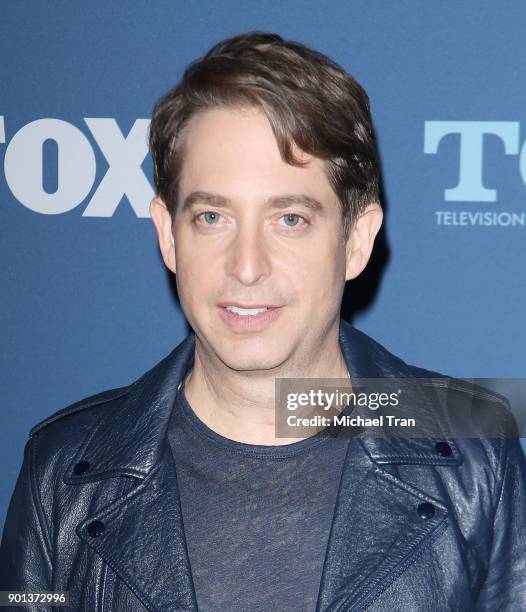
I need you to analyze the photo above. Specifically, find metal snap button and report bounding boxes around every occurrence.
[417,502,435,520]
[435,441,452,457]
[73,460,91,475]
[87,520,105,537]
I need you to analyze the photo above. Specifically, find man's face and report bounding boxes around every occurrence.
[161,107,360,372]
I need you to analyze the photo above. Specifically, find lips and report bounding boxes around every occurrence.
[217,304,283,330]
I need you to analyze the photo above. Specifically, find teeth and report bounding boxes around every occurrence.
[226,306,269,316]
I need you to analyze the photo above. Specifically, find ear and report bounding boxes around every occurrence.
[344,203,383,281]
[150,196,176,274]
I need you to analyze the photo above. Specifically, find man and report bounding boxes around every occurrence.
[1,31,525,611]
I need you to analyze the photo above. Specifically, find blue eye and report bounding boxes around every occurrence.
[281,213,304,227]
[201,211,220,224]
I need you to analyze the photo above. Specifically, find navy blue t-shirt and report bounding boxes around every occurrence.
[167,376,350,612]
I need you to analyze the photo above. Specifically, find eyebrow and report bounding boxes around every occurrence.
[180,191,325,215]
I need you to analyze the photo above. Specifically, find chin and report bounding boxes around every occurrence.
[196,317,297,370]
[216,346,290,373]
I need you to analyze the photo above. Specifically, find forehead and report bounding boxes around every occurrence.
[179,107,335,202]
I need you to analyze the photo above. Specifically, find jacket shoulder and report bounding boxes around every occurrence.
[408,362,512,408]
[29,384,133,439]
[27,333,195,445]
[342,322,517,435]
[407,363,519,438]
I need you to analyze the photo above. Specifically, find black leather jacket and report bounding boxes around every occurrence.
[1,319,526,611]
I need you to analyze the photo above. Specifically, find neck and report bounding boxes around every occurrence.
[183,322,350,445]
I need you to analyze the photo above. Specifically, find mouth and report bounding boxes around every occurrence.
[223,305,274,315]
[217,303,284,329]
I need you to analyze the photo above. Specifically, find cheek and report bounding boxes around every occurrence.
[275,242,345,313]
[174,228,205,274]
[288,239,346,287]
[176,263,208,302]
[174,246,222,310]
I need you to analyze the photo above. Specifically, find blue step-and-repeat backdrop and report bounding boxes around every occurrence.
[1,2,525,530]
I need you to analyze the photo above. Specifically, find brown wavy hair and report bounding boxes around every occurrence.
[149,31,380,240]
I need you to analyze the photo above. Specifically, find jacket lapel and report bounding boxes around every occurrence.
[315,437,451,611]
[315,320,462,611]
[76,450,198,611]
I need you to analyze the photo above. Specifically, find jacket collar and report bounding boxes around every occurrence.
[65,331,196,484]
[338,320,463,466]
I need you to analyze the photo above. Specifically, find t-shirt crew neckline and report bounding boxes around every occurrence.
[175,376,346,459]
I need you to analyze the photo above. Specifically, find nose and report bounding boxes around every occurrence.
[225,220,271,286]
